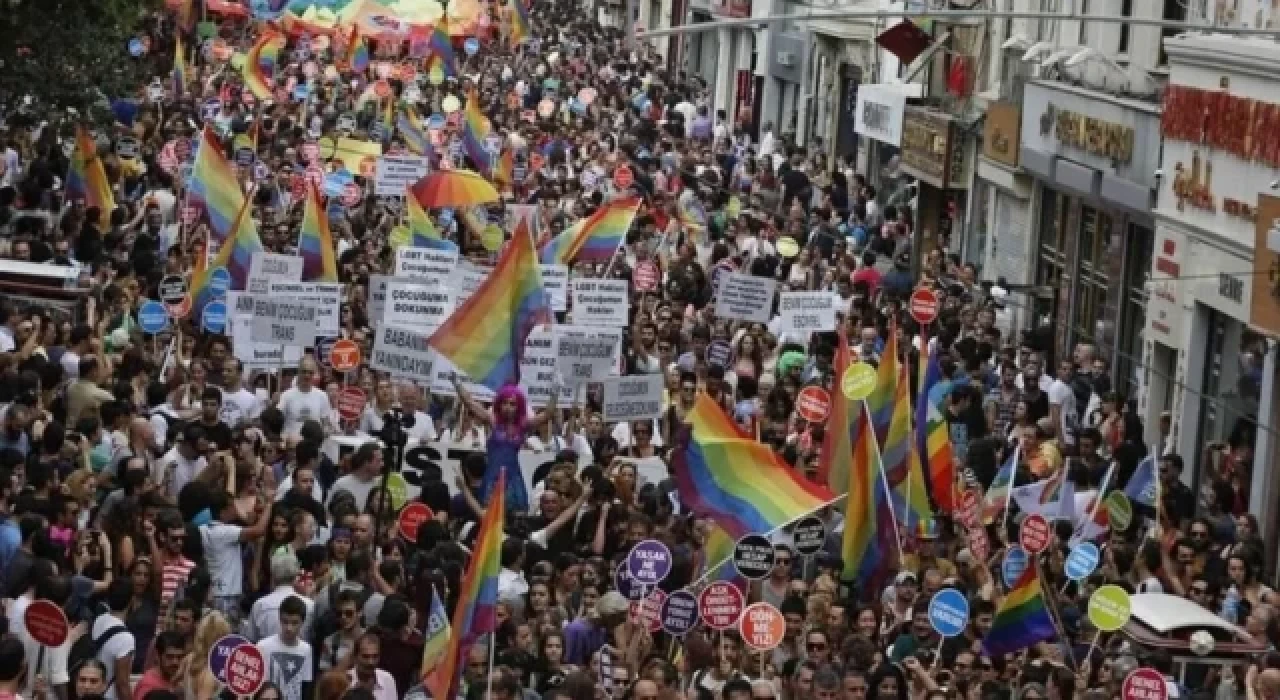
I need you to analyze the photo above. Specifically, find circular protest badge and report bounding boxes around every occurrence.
[841,362,877,401]
[660,590,699,636]
[739,602,785,652]
[482,224,505,252]
[225,643,266,696]
[1001,546,1029,588]
[330,338,362,372]
[733,534,777,580]
[398,502,434,543]
[698,582,745,631]
[792,516,827,556]
[464,37,480,55]
[1106,491,1134,532]
[159,274,188,305]
[707,340,733,369]
[627,539,673,586]
[385,473,409,510]
[442,95,462,113]
[776,236,800,258]
[202,300,228,335]
[632,589,666,633]
[634,260,660,292]
[909,287,940,325]
[208,267,231,297]
[1019,513,1051,554]
[1123,668,1168,700]
[138,300,170,335]
[166,294,192,320]
[336,387,367,423]
[795,386,831,424]
[614,562,642,601]
[208,634,251,684]
[613,165,634,190]
[24,600,69,647]
[928,588,970,637]
[1088,584,1132,632]
[1065,542,1101,581]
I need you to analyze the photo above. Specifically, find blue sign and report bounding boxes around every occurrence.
[660,590,699,636]
[1002,546,1029,588]
[1065,542,1101,581]
[138,301,169,335]
[315,336,338,368]
[202,98,222,121]
[627,539,673,586]
[128,38,146,57]
[428,114,446,130]
[208,634,250,683]
[613,562,642,601]
[463,37,480,56]
[208,267,231,297]
[323,172,349,198]
[202,300,227,334]
[928,588,970,638]
[293,83,310,102]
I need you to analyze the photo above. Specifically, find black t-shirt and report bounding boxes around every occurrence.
[780,168,811,209]
[199,419,233,451]
[1024,388,1051,424]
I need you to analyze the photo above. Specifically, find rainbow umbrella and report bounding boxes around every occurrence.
[409,169,501,209]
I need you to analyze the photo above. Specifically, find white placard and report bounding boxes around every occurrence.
[778,291,838,335]
[541,264,569,312]
[227,292,303,368]
[854,83,908,147]
[249,297,321,346]
[571,279,629,327]
[714,272,777,323]
[601,374,665,422]
[268,282,342,336]
[450,262,492,307]
[396,247,459,279]
[374,154,430,194]
[368,274,391,322]
[248,253,304,295]
[556,326,622,384]
[370,325,435,379]
[384,279,454,332]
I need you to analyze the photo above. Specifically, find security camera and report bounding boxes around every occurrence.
[1154,169,1164,179]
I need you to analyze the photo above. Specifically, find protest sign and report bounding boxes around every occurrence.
[778,291,838,335]
[714,273,777,323]
[250,298,320,346]
[374,154,430,194]
[370,325,435,379]
[267,282,342,336]
[601,375,664,422]
[383,280,454,332]
[368,275,391,322]
[555,327,621,384]
[248,253,303,295]
[429,326,561,406]
[396,247,459,279]
[541,263,569,311]
[450,262,492,306]
[571,279,629,327]
[227,293,303,369]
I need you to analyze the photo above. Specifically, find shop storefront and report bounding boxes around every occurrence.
[899,106,972,265]
[1018,79,1159,381]
[759,30,806,142]
[974,100,1035,322]
[853,83,908,202]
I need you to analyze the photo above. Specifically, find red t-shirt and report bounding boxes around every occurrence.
[851,267,882,296]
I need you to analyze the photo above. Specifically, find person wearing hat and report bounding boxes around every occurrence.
[563,589,629,665]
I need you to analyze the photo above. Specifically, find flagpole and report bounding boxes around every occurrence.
[862,399,905,563]
[1001,445,1021,532]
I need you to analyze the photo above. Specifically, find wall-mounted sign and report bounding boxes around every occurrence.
[1251,193,1280,336]
[900,107,967,189]
[1171,150,1215,213]
[854,83,907,147]
[1042,103,1136,163]
[983,101,1020,168]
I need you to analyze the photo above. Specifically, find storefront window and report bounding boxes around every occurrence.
[1194,310,1264,503]
[1071,206,1112,347]
[1034,189,1067,328]
[1116,223,1153,397]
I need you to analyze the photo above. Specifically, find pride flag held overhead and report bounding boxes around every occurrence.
[66,127,115,229]
[538,196,639,265]
[298,184,338,282]
[462,89,492,176]
[419,587,452,681]
[189,126,250,244]
[981,564,1059,657]
[508,0,532,44]
[243,29,286,99]
[405,191,458,252]
[917,343,957,512]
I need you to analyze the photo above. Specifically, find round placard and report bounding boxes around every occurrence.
[792,516,826,556]
[733,534,776,580]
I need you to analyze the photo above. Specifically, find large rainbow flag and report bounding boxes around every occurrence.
[461,90,491,176]
[427,219,550,390]
[981,564,1058,656]
[917,343,957,512]
[189,126,249,244]
[396,106,433,157]
[538,197,639,265]
[427,472,505,700]
[192,191,263,317]
[507,0,531,44]
[243,30,286,99]
[299,184,338,282]
[426,20,458,80]
[420,586,452,681]
[66,127,115,229]
[406,192,457,252]
[878,328,933,527]
[671,392,834,538]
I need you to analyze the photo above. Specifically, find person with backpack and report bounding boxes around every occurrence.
[83,578,137,700]
[312,551,379,646]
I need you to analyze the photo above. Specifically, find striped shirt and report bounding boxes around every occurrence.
[161,556,196,608]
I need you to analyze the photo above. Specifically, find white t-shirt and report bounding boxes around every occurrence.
[61,350,81,379]
[279,386,333,436]
[200,522,246,597]
[221,386,262,428]
[257,634,314,700]
[158,446,206,499]
[1048,378,1078,445]
[328,473,379,511]
[13,595,72,695]
[92,613,136,699]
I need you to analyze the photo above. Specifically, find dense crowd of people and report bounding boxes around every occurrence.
[0,2,1274,700]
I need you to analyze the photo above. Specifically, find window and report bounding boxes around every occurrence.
[1115,223,1153,397]
[1160,0,1188,65]
[1035,190,1069,327]
[1071,206,1112,348]
[1078,0,1091,44]
[1118,0,1133,54]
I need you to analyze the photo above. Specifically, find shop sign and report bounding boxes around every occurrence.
[1147,228,1185,344]
[1186,235,1252,322]
[1020,82,1161,189]
[1171,150,1215,213]
[1250,194,1280,336]
[854,84,906,147]
[711,0,750,18]
[900,107,966,189]
[982,101,1020,168]
[1163,84,1280,169]
[1045,103,1135,163]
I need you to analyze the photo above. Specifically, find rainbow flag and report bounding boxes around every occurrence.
[428,472,505,700]
[508,0,531,44]
[299,184,338,282]
[420,587,452,680]
[538,197,638,265]
[916,343,957,512]
[671,392,835,537]
[397,106,433,156]
[189,126,249,243]
[406,192,457,252]
[494,147,514,189]
[427,21,458,79]
[172,37,189,97]
[882,358,934,528]
[66,127,115,229]
[243,30,285,99]
[192,191,262,317]
[427,219,550,390]
[981,564,1058,656]
[982,446,1019,524]
[699,522,744,586]
[462,90,491,176]
[350,30,370,74]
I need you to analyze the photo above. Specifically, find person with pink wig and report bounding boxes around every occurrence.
[451,374,563,514]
